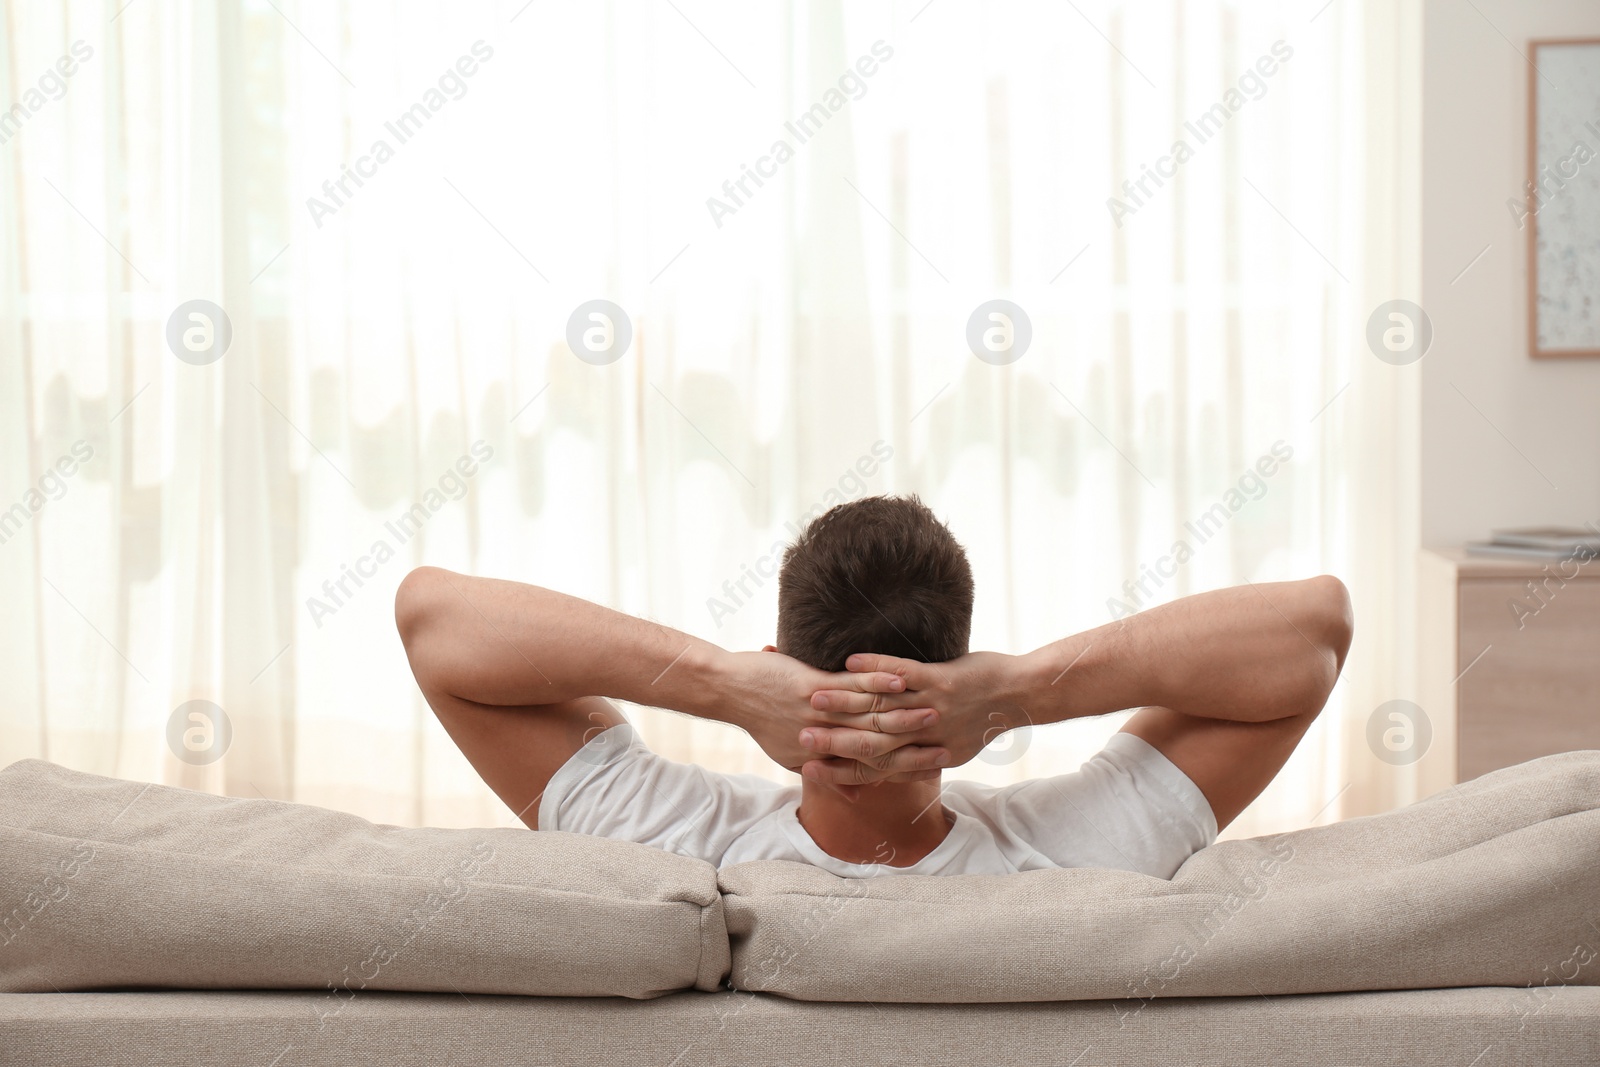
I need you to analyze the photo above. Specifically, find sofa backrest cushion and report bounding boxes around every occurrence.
[719,750,1600,1002]
[0,759,728,1000]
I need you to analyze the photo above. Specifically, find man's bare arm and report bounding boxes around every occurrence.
[395,567,947,823]
[801,576,1353,828]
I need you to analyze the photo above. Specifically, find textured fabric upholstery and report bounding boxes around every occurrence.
[721,750,1600,1002]
[3,987,1598,1066]
[0,759,728,998]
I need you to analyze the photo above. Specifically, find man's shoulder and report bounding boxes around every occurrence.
[543,722,801,864]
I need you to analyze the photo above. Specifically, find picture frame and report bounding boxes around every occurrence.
[1526,38,1600,359]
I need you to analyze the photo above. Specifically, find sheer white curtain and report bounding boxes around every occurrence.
[0,0,1417,835]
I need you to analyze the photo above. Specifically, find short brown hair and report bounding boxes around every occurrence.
[776,494,974,671]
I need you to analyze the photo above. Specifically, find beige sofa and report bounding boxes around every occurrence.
[4,754,1599,1065]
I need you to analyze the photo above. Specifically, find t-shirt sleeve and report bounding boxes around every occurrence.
[984,732,1219,878]
[537,722,793,866]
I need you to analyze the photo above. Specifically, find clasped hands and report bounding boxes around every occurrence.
[722,648,1028,799]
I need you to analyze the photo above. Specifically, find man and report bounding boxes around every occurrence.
[396,495,1351,878]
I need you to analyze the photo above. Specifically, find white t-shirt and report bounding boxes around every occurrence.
[539,723,1217,879]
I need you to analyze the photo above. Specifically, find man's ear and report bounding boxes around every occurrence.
[761,644,779,653]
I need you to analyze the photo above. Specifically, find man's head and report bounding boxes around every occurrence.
[776,494,974,671]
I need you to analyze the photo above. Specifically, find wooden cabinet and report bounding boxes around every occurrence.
[1418,547,1600,791]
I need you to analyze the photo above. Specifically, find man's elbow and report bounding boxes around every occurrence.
[1302,574,1354,676]
[395,566,452,654]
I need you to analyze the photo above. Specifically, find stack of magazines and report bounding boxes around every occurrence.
[1465,525,1600,560]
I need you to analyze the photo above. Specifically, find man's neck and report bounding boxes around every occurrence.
[796,776,950,867]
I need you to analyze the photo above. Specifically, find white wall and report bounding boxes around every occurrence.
[1421,0,1600,547]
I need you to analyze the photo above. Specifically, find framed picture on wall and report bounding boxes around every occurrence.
[1527,38,1600,359]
